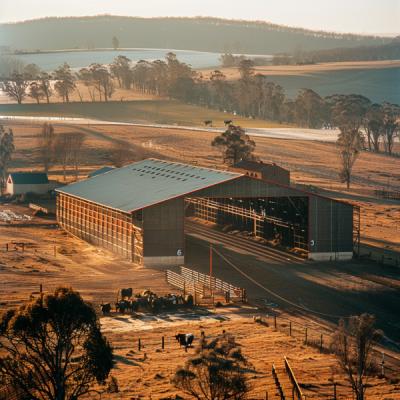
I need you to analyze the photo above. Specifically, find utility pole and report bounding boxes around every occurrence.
[210,243,213,302]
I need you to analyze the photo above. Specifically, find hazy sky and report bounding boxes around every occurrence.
[1,0,399,36]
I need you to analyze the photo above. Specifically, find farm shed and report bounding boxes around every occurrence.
[231,160,290,185]
[6,172,51,195]
[56,158,356,267]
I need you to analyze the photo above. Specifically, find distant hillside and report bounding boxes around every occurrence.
[296,37,400,63]
[0,16,391,55]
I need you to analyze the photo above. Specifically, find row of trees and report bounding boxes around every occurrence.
[1,54,399,156]
[0,287,384,400]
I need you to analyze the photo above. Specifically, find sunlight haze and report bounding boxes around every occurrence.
[0,0,399,36]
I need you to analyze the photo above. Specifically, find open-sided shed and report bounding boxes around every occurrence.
[56,159,355,267]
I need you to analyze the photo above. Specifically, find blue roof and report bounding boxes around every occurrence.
[9,172,49,185]
[56,158,242,213]
[88,166,115,178]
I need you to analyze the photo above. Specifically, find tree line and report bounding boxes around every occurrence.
[272,37,400,65]
[1,53,399,161]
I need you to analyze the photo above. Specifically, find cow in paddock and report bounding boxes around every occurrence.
[204,120,213,127]
[100,303,111,315]
[175,333,194,351]
[224,119,233,126]
[120,288,133,299]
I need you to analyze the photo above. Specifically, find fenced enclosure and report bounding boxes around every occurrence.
[166,266,247,303]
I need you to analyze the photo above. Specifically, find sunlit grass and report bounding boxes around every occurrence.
[0,100,293,128]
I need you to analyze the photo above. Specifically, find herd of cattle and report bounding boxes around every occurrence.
[101,288,194,315]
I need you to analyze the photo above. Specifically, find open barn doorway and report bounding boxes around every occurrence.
[185,196,309,255]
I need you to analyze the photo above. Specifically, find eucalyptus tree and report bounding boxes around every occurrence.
[54,63,76,103]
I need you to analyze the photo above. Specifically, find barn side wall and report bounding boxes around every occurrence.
[57,193,143,263]
[194,176,301,198]
[142,197,184,267]
[7,183,51,195]
[308,196,353,260]
[194,176,354,258]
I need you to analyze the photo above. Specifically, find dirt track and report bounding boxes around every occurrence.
[185,222,400,345]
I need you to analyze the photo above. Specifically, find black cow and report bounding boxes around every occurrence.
[121,288,133,299]
[116,300,133,314]
[100,303,111,315]
[175,333,194,351]
[204,120,213,127]
[224,119,233,125]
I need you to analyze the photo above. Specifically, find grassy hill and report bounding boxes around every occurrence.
[0,15,390,55]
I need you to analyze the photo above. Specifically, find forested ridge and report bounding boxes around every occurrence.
[0,15,390,54]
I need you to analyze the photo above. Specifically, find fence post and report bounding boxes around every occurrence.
[320,334,323,351]
[289,322,292,336]
[274,315,277,330]
[6,243,8,252]
[162,336,165,350]
[138,338,141,351]
[333,382,337,400]
[304,328,308,344]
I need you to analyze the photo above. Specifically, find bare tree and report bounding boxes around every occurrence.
[331,314,383,400]
[211,125,256,165]
[172,334,250,400]
[54,132,73,180]
[0,72,29,104]
[37,123,55,172]
[332,94,370,189]
[336,129,364,189]
[108,141,135,167]
[0,287,113,400]
[69,132,86,179]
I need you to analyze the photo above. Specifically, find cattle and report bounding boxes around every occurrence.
[100,303,111,315]
[175,333,194,351]
[120,288,133,299]
[224,119,233,125]
[204,120,213,127]
[116,300,133,314]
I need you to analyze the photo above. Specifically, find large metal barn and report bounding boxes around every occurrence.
[56,158,356,267]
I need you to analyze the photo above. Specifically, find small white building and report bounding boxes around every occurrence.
[6,172,51,195]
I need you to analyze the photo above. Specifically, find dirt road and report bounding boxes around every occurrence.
[185,222,400,345]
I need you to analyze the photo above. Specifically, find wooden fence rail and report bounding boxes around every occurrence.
[284,356,304,400]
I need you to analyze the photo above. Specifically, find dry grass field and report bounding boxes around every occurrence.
[0,211,399,399]
[0,99,292,128]
[5,121,399,251]
[1,121,399,398]
[200,60,400,80]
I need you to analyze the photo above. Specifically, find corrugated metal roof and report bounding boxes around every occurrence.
[9,172,49,185]
[56,159,242,213]
[88,166,115,178]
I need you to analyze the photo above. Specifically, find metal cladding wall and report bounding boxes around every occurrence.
[57,193,143,263]
[308,196,354,255]
[193,175,354,256]
[194,176,301,198]
[143,197,185,258]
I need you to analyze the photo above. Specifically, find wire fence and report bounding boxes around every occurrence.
[254,311,400,380]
